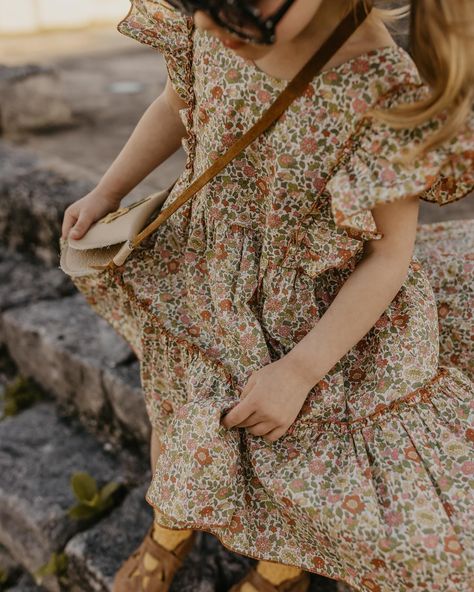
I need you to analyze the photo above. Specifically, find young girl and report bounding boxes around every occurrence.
[60,0,474,591]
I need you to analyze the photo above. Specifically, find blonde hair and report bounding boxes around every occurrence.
[356,0,474,154]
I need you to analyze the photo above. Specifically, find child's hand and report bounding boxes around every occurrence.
[61,189,122,240]
[220,357,315,443]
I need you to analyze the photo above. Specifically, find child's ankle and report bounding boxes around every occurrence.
[256,560,303,585]
[151,520,194,551]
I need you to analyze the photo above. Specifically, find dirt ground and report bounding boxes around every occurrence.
[1,25,472,222]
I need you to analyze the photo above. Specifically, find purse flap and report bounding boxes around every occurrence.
[67,187,172,250]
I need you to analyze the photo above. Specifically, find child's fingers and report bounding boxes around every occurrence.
[220,398,254,429]
[68,211,93,239]
[246,422,275,437]
[232,411,260,428]
[262,426,286,443]
[61,210,78,240]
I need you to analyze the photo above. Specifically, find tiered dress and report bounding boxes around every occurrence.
[69,1,474,590]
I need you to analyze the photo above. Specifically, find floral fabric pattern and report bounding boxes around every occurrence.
[69,2,474,591]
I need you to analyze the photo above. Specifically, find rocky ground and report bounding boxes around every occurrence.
[0,23,472,592]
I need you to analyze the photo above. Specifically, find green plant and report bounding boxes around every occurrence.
[0,375,45,419]
[33,552,68,586]
[67,471,121,520]
[0,567,8,586]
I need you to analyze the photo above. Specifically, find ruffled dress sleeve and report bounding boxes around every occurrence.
[326,83,474,241]
[116,0,195,106]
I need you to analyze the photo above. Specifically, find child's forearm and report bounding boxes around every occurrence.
[96,93,188,203]
[284,248,412,388]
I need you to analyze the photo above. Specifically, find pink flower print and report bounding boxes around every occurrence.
[222,132,237,147]
[239,331,258,349]
[255,535,272,553]
[225,68,242,83]
[461,461,474,475]
[277,324,291,338]
[179,312,192,325]
[309,459,326,476]
[289,478,306,493]
[381,166,397,183]
[353,98,368,113]
[242,164,256,177]
[256,89,272,103]
[267,213,282,228]
[300,136,319,155]
[187,325,201,337]
[216,486,231,500]
[351,58,370,74]
[323,71,341,85]
[385,510,403,526]
[423,534,440,549]
[278,153,296,168]
[314,108,327,122]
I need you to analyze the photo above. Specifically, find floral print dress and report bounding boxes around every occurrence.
[69,1,474,590]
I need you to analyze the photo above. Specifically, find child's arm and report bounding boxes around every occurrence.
[62,77,189,239]
[284,194,421,386]
[95,76,190,202]
[221,194,420,442]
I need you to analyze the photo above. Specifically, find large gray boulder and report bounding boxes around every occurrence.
[0,65,75,137]
[0,402,143,591]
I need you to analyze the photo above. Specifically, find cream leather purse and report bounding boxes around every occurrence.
[58,1,370,279]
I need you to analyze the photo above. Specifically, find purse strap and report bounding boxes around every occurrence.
[110,0,372,268]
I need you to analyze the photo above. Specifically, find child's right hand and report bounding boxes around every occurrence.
[61,189,122,241]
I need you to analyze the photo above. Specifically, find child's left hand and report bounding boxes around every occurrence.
[220,357,315,443]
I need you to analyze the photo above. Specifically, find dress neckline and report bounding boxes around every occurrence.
[240,44,408,86]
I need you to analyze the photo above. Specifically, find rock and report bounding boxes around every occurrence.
[0,247,75,317]
[6,571,47,592]
[0,402,132,589]
[65,479,253,592]
[0,542,23,588]
[103,361,151,445]
[65,482,153,592]
[0,64,75,136]
[0,293,149,445]
[0,141,96,267]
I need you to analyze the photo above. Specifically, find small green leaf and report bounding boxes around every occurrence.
[82,492,101,507]
[99,481,120,501]
[70,472,97,502]
[67,504,98,520]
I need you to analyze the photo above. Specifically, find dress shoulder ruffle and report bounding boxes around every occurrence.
[326,82,474,241]
[116,0,195,105]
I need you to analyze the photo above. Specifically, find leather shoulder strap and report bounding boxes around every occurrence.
[131,0,372,249]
